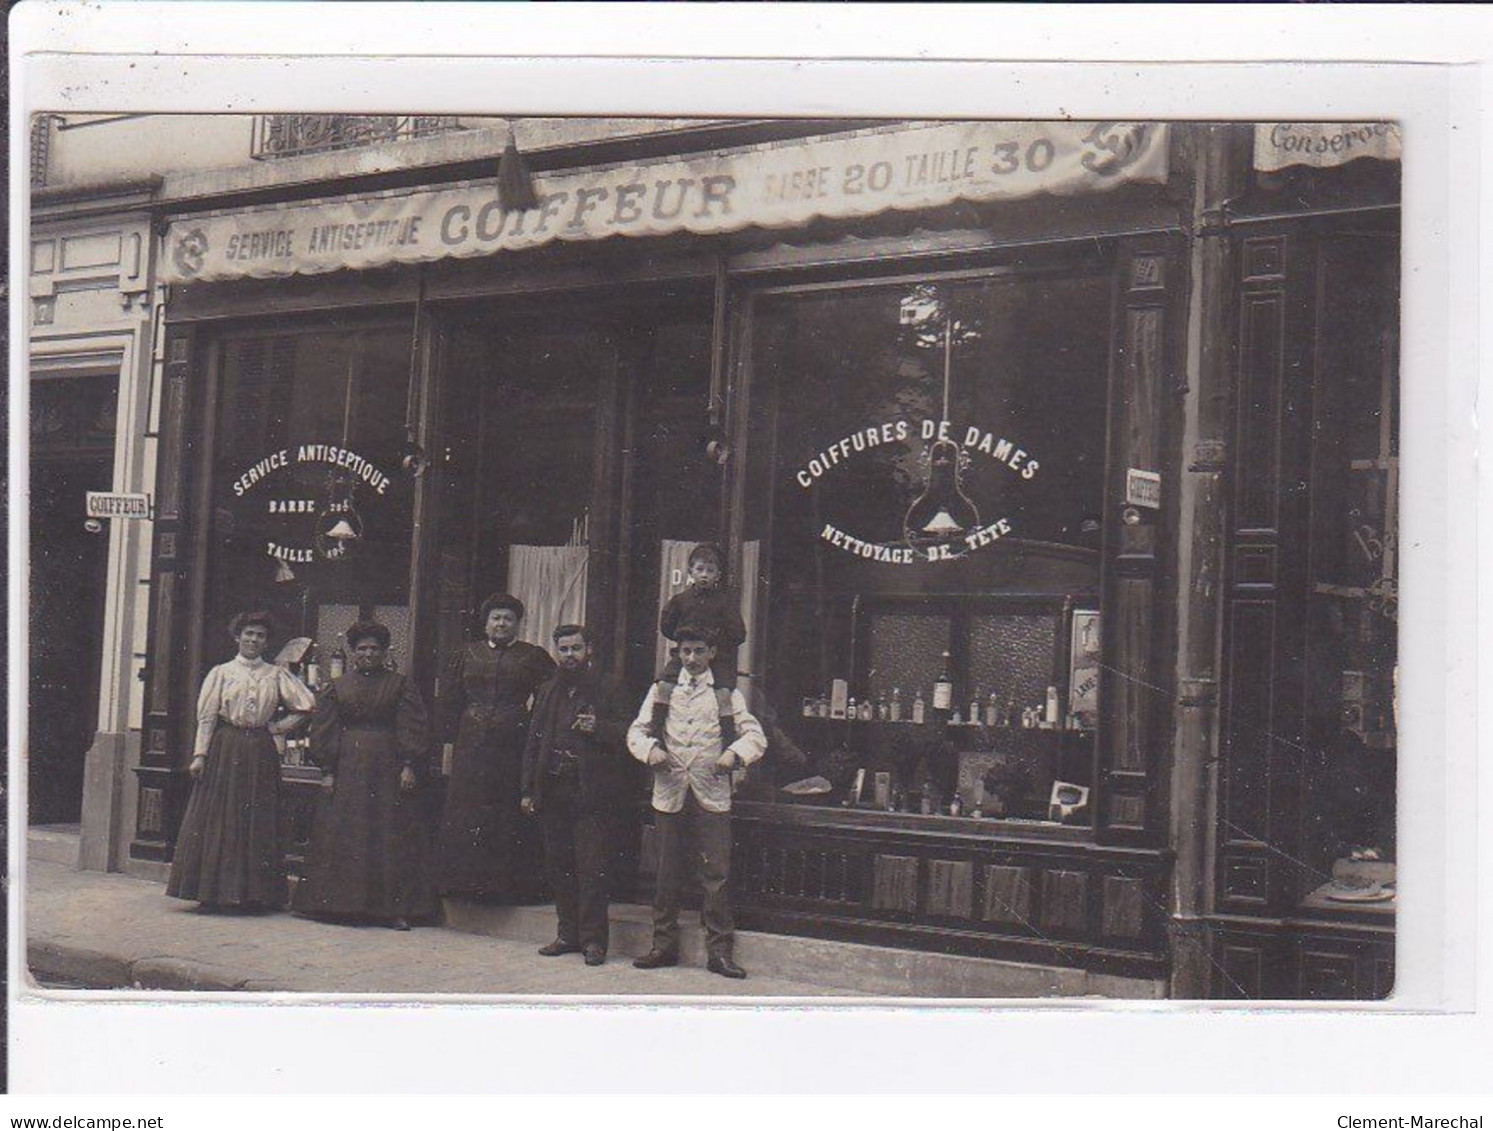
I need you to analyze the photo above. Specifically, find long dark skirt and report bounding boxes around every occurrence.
[435,718,533,900]
[166,723,284,908]
[294,727,437,921]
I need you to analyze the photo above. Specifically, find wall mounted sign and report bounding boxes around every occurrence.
[1125,468,1162,510]
[162,121,1170,283]
[805,417,1040,564]
[1254,122,1401,172]
[85,491,151,520]
[228,444,392,566]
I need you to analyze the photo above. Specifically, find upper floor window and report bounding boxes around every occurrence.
[251,115,464,161]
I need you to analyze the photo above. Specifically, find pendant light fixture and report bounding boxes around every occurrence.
[903,314,980,552]
[401,267,430,478]
[315,346,365,561]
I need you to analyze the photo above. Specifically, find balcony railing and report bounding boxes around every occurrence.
[250,114,465,161]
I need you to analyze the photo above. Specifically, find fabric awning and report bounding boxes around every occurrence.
[161,121,1170,284]
[1254,122,1401,172]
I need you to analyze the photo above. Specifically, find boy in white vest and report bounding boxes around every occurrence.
[626,623,766,978]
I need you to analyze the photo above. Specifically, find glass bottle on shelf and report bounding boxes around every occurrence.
[846,695,858,722]
[876,693,889,721]
[304,646,321,690]
[933,653,954,711]
[329,645,347,681]
[912,688,926,724]
[969,692,982,725]
[859,699,874,722]
[889,687,903,722]
[984,691,999,728]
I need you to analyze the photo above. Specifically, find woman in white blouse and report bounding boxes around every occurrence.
[166,611,315,911]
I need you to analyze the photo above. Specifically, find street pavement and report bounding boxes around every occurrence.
[24,859,860,999]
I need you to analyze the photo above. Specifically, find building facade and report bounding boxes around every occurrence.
[26,114,1401,998]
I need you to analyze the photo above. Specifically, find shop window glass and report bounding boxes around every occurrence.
[205,326,416,676]
[743,268,1110,825]
[1299,234,1398,913]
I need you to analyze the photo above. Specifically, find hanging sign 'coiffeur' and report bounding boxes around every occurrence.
[85,491,151,520]
[162,122,1170,283]
[804,417,1040,564]
[229,444,392,566]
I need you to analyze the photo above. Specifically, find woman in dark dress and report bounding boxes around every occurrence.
[167,611,315,911]
[435,593,556,901]
[294,621,438,930]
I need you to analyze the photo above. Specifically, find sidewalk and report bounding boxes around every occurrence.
[24,860,862,999]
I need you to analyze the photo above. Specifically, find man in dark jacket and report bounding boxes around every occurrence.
[520,624,631,966]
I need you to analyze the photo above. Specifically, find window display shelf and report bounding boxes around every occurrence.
[736,798,1095,845]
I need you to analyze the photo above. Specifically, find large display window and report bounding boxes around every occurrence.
[204,323,418,680]
[1299,232,1398,914]
[738,260,1114,829]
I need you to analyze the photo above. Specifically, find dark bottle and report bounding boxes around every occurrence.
[933,652,954,712]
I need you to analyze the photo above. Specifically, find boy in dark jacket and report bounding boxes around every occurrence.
[658,542,745,688]
[646,543,747,740]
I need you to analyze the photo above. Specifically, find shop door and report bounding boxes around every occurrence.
[614,316,718,695]
[431,299,713,903]
[29,374,118,825]
[433,301,714,690]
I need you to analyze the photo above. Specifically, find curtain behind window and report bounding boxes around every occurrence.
[507,545,589,650]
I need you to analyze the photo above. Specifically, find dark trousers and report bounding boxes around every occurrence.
[540,769,610,951]
[651,792,733,960]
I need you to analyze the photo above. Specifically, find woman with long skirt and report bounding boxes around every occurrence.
[294,620,438,929]
[435,593,556,901]
[167,611,315,911]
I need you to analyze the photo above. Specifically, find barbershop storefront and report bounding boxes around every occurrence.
[132,119,1400,997]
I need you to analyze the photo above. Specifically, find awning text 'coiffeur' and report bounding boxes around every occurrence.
[162,122,1169,283]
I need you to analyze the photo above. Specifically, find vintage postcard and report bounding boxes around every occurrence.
[25,110,1403,1002]
[8,4,1482,1103]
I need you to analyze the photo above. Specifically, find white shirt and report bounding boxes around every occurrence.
[194,655,316,757]
[626,668,766,814]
